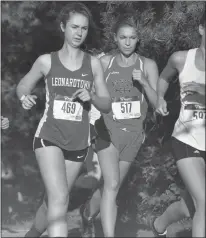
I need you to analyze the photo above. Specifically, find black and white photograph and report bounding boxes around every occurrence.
[1,1,205,237]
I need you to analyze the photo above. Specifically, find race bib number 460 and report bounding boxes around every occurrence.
[112,101,141,120]
[53,97,83,121]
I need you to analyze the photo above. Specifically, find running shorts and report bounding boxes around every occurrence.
[171,137,205,161]
[33,137,88,162]
[95,117,145,162]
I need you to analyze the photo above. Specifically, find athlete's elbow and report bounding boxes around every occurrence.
[106,98,112,113]
[16,83,22,98]
[103,104,112,113]
[101,98,112,113]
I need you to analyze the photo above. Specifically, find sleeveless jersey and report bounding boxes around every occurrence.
[172,48,205,151]
[103,54,148,133]
[35,51,93,151]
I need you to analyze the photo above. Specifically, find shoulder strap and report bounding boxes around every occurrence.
[138,55,145,102]
[139,56,144,72]
[104,55,116,82]
[44,52,57,78]
[181,48,197,74]
[107,55,116,69]
[50,51,61,66]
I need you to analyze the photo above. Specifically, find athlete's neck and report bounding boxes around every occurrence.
[117,53,137,67]
[60,43,83,59]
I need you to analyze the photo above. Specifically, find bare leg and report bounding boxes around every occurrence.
[84,159,132,219]
[24,201,47,237]
[98,143,120,237]
[35,146,83,237]
[25,159,83,237]
[154,198,190,233]
[177,157,205,237]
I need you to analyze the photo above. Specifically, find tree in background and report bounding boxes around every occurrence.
[1,1,205,144]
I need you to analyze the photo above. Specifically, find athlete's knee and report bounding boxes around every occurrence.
[192,191,205,212]
[195,196,205,211]
[104,177,120,191]
[47,189,70,209]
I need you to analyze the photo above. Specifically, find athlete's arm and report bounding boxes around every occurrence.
[157,52,180,98]
[141,58,159,108]
[156,51,184,115]
[16,54,50,110]
[90,56,111,113]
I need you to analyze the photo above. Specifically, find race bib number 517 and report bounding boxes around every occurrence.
[112,100,141,120]
[53,96,83,121]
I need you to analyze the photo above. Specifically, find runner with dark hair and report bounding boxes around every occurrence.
[17,3,111,237]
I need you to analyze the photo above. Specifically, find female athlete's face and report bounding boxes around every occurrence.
[114,25,139,56]
[61,13,89,48]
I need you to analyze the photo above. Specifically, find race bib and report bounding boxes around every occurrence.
[183,103,206,121]
[112,97,141,120]
[53,96,83,121]
[192,110,206,120]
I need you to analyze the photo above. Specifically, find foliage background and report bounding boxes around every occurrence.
[1,1,205,236]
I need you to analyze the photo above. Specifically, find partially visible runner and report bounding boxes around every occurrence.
[16,3,111,237]
[154,12,205,237]
[1,116,9,130]
[24,104,102,238]
[80,13,159,237]
[1,116,10,179]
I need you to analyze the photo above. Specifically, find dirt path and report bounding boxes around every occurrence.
[1,209,81,238]
[1,208,192,238]
[1,157,192,237]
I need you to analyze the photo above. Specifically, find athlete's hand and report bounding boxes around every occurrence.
[132,69,148,87]
[1,117,9,130]
[72,89,92,102]
[21,95,37,110]
[182,82,205,96]
[156,96,169,116]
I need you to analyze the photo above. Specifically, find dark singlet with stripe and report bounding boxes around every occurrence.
[102,54,148,133]
[35,51,93,151]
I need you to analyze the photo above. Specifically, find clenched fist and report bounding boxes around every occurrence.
[21,95,37,110]
[72,89,92,102]
[132,69,148,87]
[156,96,169,116]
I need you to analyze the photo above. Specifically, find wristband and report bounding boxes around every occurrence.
[20,95,27,102]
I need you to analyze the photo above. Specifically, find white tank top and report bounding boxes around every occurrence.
[172,48,205,151]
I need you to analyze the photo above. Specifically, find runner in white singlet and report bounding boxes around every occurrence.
[153,12,205,237]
